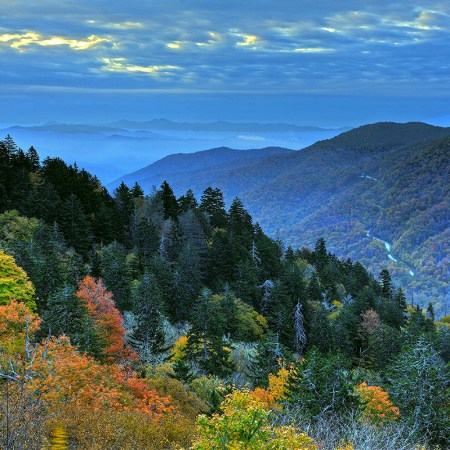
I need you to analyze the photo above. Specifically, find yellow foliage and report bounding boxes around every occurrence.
[191,389,317,449]
[268,366,291,401]
[250,364,293,410]
[172,335,189,361]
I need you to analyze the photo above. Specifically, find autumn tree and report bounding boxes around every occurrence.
[354,382,399,425]
[76,276,126,361]
[191,389,317,449]
[0,300,41,358]
[28,336,173,417]
[0,250,36,310]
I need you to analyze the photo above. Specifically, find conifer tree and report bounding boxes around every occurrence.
[158,181,179,220]
[130,273,166,361]
[199,187,227,228]
[178,188,198,212]
[187,289,233,377]
[387,338,450,445]
[42,285,100,354]
[58,193,92,254]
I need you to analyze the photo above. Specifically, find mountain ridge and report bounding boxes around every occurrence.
[112,121,450,313]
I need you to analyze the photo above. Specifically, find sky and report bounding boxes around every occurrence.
[1,0,450,127]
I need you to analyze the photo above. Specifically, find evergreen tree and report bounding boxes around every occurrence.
[41,285,100,354]
[308,304,333,354]
[178,188,198,212]
[113,182,134,244]
[131,182,144,198]
[58,193,92,254]
[98,241,131,310]
[387,338,450,445]
[251,331,286,388]
[130,273,166,361]
[287,347,354,418]
[158,181,179,221]
[173,241,204,321]
[199,187,227,229]
[314,237,328,271]
[187,289,233,377]
[134,218,160,269]
[380,269,393,298]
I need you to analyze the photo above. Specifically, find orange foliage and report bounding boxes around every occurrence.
[0,299,41,356]
[250,365,292,410]
[251,387,276,410]
[28,336,173,418]
[354,382,400,425]
[76,276,133,361]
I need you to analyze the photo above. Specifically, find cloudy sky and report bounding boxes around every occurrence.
[1,0,449,126]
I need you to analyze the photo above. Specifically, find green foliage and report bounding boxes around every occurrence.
[130,273,166,360]
[287,348,355,418]
[41,285,101,355]
[387,338,450,446]
[187,289,234,377]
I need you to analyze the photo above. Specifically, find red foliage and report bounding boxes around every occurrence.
[76,276,133,362]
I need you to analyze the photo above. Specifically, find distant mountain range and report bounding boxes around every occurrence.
[112,122,450,314]
[106,118,348,133]
[0,120,346,183]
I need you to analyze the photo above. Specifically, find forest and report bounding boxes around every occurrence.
[0,135,449,449]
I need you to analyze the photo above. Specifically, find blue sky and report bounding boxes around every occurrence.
[1,0,450,126]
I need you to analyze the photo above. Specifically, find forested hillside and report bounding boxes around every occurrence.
[0,136,449,449]
[112,122,450,315]
[108,146,293,192]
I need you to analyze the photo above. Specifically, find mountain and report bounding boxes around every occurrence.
[113,122,450,314]
[106,118,348,133]
[1,121,346,183]
[108,146,294,191]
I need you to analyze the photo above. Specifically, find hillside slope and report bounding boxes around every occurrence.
[108,146,294,192]
[114,122,450,313]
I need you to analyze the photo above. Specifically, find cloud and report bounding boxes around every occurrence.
[0,32,109,51]
[0,0,449,98]
[100,57,180,76]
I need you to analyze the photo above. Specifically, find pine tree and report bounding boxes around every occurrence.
[58,193,92,254]
[251,331,285,388]
[178,188,198,212]
[199,187,227,229]
[380,269,393,298]
[42,285,100,354]
[130,273,166,362]
[158,181,179,220]
[113,182,134,244]
[134,218,159,269]
[131,182,144,198]
[287,347,354,418]
[187,289,233,377]
[98,241,131,310]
